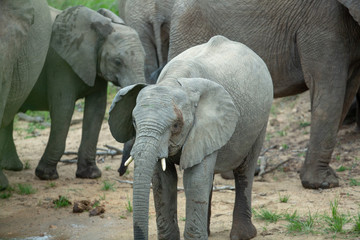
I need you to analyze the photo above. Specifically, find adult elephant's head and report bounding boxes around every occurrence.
[51,6,145,87]
[108,78,239,239]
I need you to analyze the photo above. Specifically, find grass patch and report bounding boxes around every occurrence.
[281,144,289,150]
[0,191,12,199]
[279,194,290,203]
[353,213,360,233]
[104,166,112,171]
[53,195,71,208]
[17,183,36,195]
[24,160,31,170]
[277,130,287,137]
[350,179,360,186]
[324,199,348,233]
[253,208,282,223]
[126,198,133,213]
[287,212,315,234]
[336,165,349,172]
[299,121,311,128]
[102,181,116,191]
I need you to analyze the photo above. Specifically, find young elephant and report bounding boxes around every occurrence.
[1,6,146,181]
[108,36,273,240]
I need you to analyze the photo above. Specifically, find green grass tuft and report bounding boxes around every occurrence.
[253,208,282,223]
[126,198,133,213]
[350,179,360,186]
[336,165,349,172]
[53,195,71,208]
[325,199,348,233]
[286,212,315,234]
[24,160,31,170]
[17,183,36,195]
[279,194,290,203]
[102,181,116,191]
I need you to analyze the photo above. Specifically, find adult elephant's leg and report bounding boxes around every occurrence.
[183,152,217,240]
[35,95,76,180]
[76,80,107,179]
[0,121,22,171]
[356,89,360,130]
[0,168,8,191]
[298,36,349,189]
[152,160,180,240]
[230,126,265,240]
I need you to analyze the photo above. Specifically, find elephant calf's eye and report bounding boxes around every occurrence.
[171,120,183,135]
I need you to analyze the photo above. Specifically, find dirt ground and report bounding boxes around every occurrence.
[0,91,360,240]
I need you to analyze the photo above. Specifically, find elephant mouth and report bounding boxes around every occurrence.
[168,140,181,156]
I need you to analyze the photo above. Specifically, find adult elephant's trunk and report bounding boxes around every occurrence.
[132,136,159,240]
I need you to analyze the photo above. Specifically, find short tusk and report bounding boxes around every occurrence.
[124,156,134,167]
[161,158,166,171]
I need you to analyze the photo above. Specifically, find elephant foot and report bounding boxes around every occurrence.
[230,220,257,240]
[35,164,59,180]
[300,164,339,189]
[76,164,101,179]
[1,156,23,171]
[0,169,9,191]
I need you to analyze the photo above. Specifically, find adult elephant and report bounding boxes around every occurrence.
[1,6,145,181]
[168,0,360,189]
[0,0,52,190]
[118,0,175,81]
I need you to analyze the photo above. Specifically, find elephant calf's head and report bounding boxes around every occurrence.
[51,6,146,88]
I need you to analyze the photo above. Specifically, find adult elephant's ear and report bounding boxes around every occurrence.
[178,78,239,170]
[109,84,147,143]
[51,6,113,87]
[338,0,360,24]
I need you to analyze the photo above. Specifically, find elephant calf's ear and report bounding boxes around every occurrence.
[51,6,113,87]
[178,78,240,170]
[109,84,147,143]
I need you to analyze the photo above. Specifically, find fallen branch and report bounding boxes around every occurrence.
[60,145,123,163]
[260,158,294,176]
[17,112,44,123]
[104,144,123,154]
[114,179,235,191]
[258,156,268,176]
[260,145,278,156]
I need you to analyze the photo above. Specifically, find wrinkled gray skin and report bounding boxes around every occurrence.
[109,36,273,240]
[118,0,175,81]
[168,0,360,189]
[1,6,146,181]
[0,0,52,190]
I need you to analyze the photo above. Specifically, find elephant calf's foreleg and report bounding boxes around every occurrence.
[152,161,180,240]
[35,98,76,180]
[76,80,107,179]
[183,152,217,240]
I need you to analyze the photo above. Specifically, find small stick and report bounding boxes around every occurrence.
[260,145,278,156]
[261,158,293,175]
[104,144,123,154]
